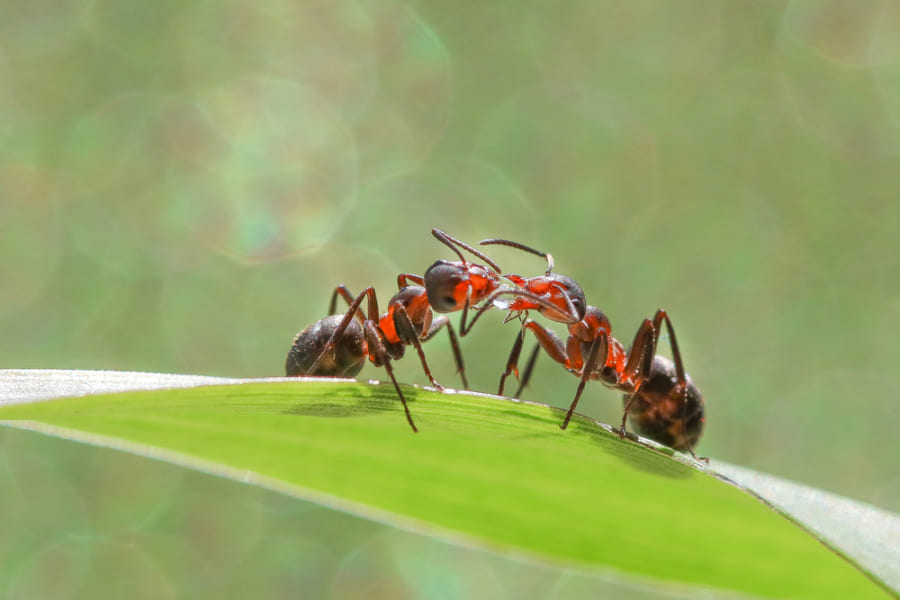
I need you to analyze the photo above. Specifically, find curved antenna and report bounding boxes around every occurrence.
[431,229,502,273]
[479,238,554,275]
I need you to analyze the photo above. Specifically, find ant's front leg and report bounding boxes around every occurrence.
[497,319,573,396]
[513,343,542,398]
[498,329,526,397]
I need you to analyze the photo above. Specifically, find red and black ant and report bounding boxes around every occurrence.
[285,276,476,433]
[284,229,560,433]
[474,238,706,456]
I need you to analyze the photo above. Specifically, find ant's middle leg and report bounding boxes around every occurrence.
[560,329,612,430]
[420,315,469,389]
[392,305,446,391]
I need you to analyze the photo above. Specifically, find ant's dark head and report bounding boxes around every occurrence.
[423,259,467,313]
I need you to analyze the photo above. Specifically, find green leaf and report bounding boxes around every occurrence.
[0,371,896,599]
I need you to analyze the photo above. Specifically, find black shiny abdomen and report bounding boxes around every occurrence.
[285,315,366,377]
[623,355,704,451]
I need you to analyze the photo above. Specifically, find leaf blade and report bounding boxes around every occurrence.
[0,376,893,599]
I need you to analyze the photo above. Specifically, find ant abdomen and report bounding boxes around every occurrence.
[285,315,366,377]
[623,355,705,452]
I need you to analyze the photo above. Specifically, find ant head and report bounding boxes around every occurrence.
[423,260,468,313]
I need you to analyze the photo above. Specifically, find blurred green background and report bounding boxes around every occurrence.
[1,0,898,564]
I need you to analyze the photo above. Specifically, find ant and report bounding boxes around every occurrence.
[474,238,705,457]
[285,276,474,433]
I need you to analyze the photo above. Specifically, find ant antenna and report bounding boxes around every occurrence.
[432,229,502,273]
[479,238,554,275]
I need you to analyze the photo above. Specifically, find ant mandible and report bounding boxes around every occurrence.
[475,238,706,457]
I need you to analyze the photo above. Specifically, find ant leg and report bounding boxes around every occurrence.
[328,285,366,322]
[421,315,469,389]
[619,319,656,437]
[649,310,683,381]
[393,305,445,391]
[499,319,569,397]
[498,330,526,396]
[458,285,478,336]
[307,288,379,375]
[397,274,425,288]
[306,288,372,375]
[560,329,609,430]
[497,319,568,398]
[363,320,417,433]
[622,319,656,387]
[649,310,705,460]
[512,343,541,398]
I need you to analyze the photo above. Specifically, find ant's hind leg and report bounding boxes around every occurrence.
[306,288,372,376]
[619,319,655,437]
[650,310,705,460]
[328,285,366,322]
